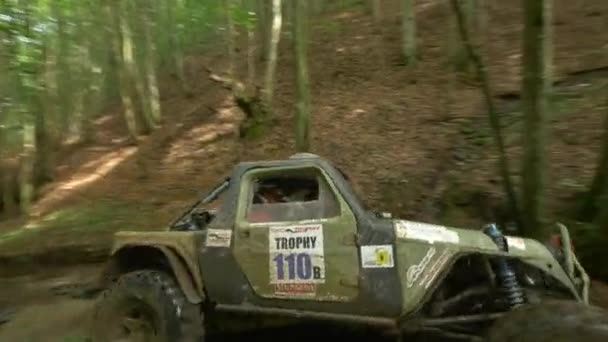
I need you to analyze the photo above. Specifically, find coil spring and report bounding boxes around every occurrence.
[483,224,527,308]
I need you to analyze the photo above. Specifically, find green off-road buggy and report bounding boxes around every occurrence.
[91,153,607,342]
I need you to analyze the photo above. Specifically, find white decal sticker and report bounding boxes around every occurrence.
[360,245,395,268]
[406,247,436,288]
[418,249,455,289]
[269,224,325,288]
[394,220,460,244]
[206,229,232,247]
[506,236,526,251]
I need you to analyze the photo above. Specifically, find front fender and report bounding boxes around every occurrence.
[103,231,206,304]
[393,220,583,317]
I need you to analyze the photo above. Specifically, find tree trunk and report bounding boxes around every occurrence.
[256,0,269,61]
[521,0,551,240]
[544,0,553,100]
[595,104,608,233]
[246,0,256,95]
[109,0,139,142]
[51,0,73,137]
[449,0,477,73]
[263,0,282,108]
[123,1,155,133]
[38,40,60,181]
[293,0,311,152]
[140,0,162,126]
[450,0,522,229]
[19,120,35,215]
[224,0,235,81]
[401,0,416,65]
[167,0,187,93]
[580,97,608,220]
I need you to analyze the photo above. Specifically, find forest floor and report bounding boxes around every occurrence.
[1,0,608,340]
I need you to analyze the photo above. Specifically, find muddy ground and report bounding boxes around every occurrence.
[2,263,608,342]
[0,264,391,342]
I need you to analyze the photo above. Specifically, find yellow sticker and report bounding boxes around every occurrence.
[376,249,390,265]
[361,245,394,268]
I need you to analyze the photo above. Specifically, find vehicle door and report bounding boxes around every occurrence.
[233,165,361,304]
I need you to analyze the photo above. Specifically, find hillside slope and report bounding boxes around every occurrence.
[0,0,607,269]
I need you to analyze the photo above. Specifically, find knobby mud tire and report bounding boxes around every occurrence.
[485,299,608,342]
[91,270,204,342]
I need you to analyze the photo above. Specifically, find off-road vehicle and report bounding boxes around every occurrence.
[91,153,601,342]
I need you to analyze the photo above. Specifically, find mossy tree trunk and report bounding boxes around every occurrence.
[449,0,478,73]
[293,0,311,152]
[262,0,282,108]
[521,0,551,240]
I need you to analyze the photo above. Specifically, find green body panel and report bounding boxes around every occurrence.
[102,154,589,327]
[392,220,580,316]
[233,164,360,302]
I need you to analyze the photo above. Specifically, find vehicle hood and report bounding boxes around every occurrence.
[392,219,552,260]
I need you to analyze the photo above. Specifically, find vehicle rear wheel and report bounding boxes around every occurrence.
[485,299,608,342]
[91,270,204,342]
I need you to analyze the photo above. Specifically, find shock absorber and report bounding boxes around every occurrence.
[483,223,527,308]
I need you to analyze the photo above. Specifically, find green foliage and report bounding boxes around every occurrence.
[0,0,238,216]
[230,2,256,31]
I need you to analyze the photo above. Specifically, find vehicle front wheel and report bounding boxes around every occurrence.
[485,299,608,342]
[91,270,204,342]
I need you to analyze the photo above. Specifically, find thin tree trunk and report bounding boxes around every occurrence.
[2,164,17,216]
[256,0,269,61]
[450,0,522,229]
[141,0,162,126]
[51,0,73,137]
[19,120,35,214]
[109,1,139,142]
[224,0,235,81]
[293,0,311,152]
[595,102,608,232]
[38,40,60,181]
[580,97,608,220]
[521,0,550,240]
[15,0,37,212]
[450,0,477,73]
[246,1,256,95]
[544,0,553,100]
[80,1,110,144]
[402,0,416,65]
[69,3,94,141]
[263,0,282,107]
[167,0,187,93]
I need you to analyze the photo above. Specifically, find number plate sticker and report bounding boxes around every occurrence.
[269,224,325,287]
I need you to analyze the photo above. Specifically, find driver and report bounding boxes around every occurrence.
[249,183,286,222]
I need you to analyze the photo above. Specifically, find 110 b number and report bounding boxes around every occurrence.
[273,253,322,281]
